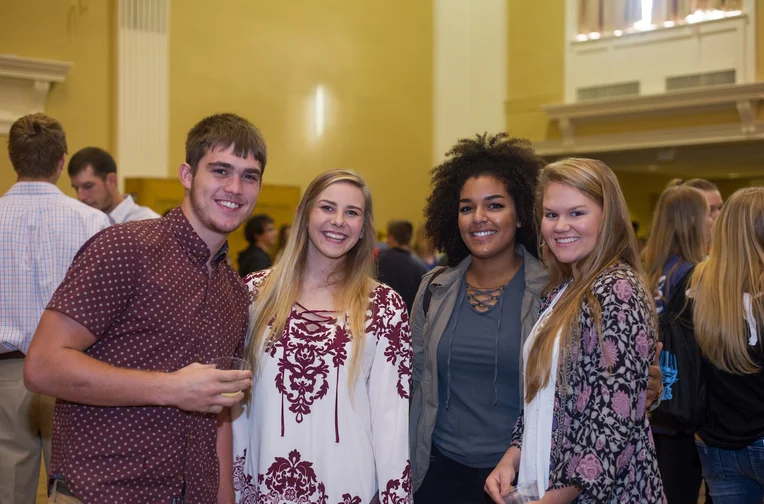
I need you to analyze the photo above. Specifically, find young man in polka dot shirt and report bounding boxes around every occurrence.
[24,113,267,504]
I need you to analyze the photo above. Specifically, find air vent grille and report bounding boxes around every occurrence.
[576,81,640,101]
[666,70,736,91]
[119,0,168,34]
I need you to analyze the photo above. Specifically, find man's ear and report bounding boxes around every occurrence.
[179,163,193,190]
[106,172,118,188]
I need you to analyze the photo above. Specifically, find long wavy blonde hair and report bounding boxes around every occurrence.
[642,186,710,300]
[526,158,649,403]
[244,170,377,386]
[691,187,764,374]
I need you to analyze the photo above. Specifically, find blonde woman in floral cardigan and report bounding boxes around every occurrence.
[486,158,665,504]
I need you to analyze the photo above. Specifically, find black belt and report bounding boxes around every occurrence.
[0,350,24,361]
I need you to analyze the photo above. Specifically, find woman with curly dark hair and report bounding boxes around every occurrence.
[408,133,548,502]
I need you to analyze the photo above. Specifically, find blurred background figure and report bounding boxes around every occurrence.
[376,219,428,314]
[691,187,764,504]
[667,178,724,223]
[0,113,110,504]
[412,224,442,270]
[642,184,712,504]
[274,224,291,263]
[239,213,276,276]
[633,221,647,252]
[68,147,160,224]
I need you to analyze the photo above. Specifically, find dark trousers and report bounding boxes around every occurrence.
[654,431,704,504]
[414,445,496,504]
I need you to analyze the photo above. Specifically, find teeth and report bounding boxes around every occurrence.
[557,237,579,243]
[473,231,496,237]
[325,232,345,240]
[218,201,240,209]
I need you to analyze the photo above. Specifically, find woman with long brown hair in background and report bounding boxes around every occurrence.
[692,187,764,504]
[486,158,664,503]
[220,170,412,503]
[642,185,712,504]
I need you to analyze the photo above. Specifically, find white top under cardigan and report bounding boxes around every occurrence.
[518,283,569,498]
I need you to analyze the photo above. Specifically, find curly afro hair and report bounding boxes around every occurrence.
[425,133,545,267]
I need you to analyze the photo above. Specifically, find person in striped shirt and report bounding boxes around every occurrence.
[0,113,110,504]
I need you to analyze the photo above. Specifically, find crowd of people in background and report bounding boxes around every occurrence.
[1,111,763,504]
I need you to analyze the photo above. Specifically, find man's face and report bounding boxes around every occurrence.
[70,165,114,212]
[261,223,277,248]
[704,190,723,222]
[180,144,262,248]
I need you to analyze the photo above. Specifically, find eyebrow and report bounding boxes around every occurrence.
[544,205,587,212]
[207,161,262,174]
[319,199,363,212]
[459,194,506,203]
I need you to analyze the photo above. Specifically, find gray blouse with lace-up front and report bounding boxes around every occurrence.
[431,263,525,468]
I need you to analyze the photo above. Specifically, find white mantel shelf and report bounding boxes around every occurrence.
[0,55,73,135]
[536,82,764,156]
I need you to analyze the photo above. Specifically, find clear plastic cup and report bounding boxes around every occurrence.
[502,480,540,504]
[210,357,252,397]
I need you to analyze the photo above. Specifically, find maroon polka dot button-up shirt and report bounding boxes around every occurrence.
[47,208,249,504]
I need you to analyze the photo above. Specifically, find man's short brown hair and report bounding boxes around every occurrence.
[8,113,67,179]
[387,220,414,246]
[185,113,267,175]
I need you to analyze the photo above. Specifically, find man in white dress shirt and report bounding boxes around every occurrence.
[0,113,110,503]
[68,146,160,224]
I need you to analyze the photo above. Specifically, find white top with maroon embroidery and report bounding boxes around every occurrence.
[232,270,414,504]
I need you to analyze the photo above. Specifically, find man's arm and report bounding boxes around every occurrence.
[217,408,235,504]
[24,310,252,414]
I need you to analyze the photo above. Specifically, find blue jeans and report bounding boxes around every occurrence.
[696,437,764,504]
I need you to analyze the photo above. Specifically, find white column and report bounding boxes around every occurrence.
[433,0,508,163]
[117,0,170,191]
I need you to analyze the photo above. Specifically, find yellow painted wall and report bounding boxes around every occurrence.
[506,0,565,141]
[0,0,114,196]
[614,172,674,236]
[169,1,433,234]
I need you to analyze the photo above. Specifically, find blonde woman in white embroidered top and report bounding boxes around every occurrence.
[219,170,413,504]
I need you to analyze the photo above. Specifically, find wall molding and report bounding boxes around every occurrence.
[538,82,764,153]
[533,119,764,157]
[0,55,73,134]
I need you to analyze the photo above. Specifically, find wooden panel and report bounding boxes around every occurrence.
[125,177,301,271]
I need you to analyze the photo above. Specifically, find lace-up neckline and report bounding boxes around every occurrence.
[465,281,508,313]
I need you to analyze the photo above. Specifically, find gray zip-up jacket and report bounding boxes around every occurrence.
[408,245,548,491]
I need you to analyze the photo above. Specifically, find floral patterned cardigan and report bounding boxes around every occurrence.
[511,263,666,503]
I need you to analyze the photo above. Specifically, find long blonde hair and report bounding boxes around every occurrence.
[244,170,377,386]
[526,158,648,403]
[691,187,764,374]
[642,186,710,300]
